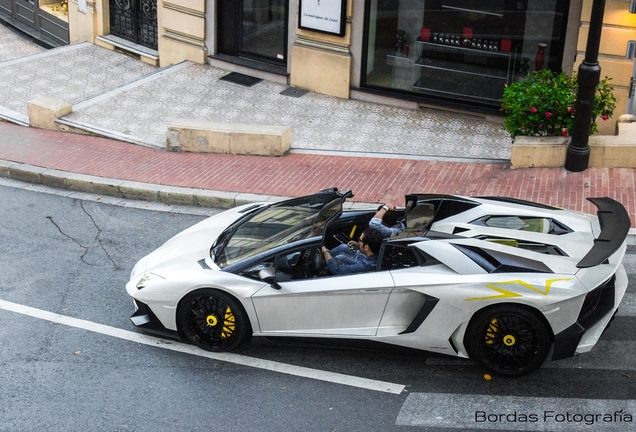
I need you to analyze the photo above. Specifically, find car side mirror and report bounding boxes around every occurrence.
[258,267,282,290]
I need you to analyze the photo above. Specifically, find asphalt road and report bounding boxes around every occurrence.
[0,178,635,432]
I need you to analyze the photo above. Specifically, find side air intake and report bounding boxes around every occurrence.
[452,244,553,274]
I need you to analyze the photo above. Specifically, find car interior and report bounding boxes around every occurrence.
[241,203,436,283]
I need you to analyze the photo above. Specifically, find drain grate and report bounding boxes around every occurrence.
[219,72,263,87]
[280,87,309,98]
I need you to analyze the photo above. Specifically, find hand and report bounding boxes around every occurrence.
[347,240,359,250]
[376,203,395,219]
[313,248,326,270]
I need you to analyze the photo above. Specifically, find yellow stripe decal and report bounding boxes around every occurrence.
[465,278,572,301]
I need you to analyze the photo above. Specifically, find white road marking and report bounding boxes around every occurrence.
[396,393,636,430]
[0,299,405,395]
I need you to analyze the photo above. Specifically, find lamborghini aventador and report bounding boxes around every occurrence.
[126,189,630,376]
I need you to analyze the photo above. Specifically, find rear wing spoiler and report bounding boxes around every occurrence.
[577,197,631,268]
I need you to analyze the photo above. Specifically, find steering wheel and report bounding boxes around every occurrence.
[310,248,324,271]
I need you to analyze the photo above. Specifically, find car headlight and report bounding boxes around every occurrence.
[136,273,165,290]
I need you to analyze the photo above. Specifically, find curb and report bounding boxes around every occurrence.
[0,159,287,209]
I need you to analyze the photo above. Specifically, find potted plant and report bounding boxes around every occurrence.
[501,70,616,140]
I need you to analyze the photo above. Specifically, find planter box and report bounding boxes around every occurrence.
[589,122,636,168]
[510,136,568,168]
[510,121,636,169]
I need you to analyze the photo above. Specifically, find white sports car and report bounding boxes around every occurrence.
[126,189,630,376]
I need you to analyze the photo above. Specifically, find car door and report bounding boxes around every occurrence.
[251,270,395,336]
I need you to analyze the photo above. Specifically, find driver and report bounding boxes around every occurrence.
[319,227,383,275]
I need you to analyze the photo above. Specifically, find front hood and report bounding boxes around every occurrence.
[131,203,267,279]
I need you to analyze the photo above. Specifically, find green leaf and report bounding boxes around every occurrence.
[501,70,616,138]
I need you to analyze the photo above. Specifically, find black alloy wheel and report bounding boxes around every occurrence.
[465,304,552,377]
[178,289,249,352]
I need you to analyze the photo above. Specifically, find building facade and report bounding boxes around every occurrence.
[2,0,635,134]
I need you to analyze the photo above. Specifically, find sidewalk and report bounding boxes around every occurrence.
[2,121,635,226]
[0,23,635,229]
[0,24,510,160]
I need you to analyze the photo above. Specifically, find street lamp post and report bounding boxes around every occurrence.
[564,0,607,172]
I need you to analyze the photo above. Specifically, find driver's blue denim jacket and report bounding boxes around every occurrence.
[325,244,378,275]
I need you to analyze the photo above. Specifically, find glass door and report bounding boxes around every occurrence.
[218,0,287,65]
[239,0,287,64]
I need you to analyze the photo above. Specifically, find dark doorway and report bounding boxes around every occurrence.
[217,0,288,66]
[109,0,158,50]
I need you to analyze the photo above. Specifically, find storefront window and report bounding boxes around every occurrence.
[40,0,69,21]
[241,0,287,62]
[363,0,569,107]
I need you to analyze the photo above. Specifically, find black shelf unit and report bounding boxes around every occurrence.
[412,40,518,103]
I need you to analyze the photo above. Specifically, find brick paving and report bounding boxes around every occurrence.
[1,24,634,228]
[1,122,634,226]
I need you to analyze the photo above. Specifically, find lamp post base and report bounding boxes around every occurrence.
[564,146,590,172]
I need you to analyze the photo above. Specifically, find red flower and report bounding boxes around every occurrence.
[567,106,574,113]
[545,112,552,118]
[602,115,609,121]
[530,106,537,113]
[562,128,568,137]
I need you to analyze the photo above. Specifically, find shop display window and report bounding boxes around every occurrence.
[242,0,287,61]
[363,0,569,107]
[40,0,69,22]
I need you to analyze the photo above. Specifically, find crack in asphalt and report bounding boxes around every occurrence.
[80,201,121,271]
[45,202,121,270]
[46,215,91,265]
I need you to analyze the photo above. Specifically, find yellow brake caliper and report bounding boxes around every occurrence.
[221,307,236,339]
[485,318,498,344]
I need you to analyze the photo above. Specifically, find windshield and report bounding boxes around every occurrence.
[213,196,343,268]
